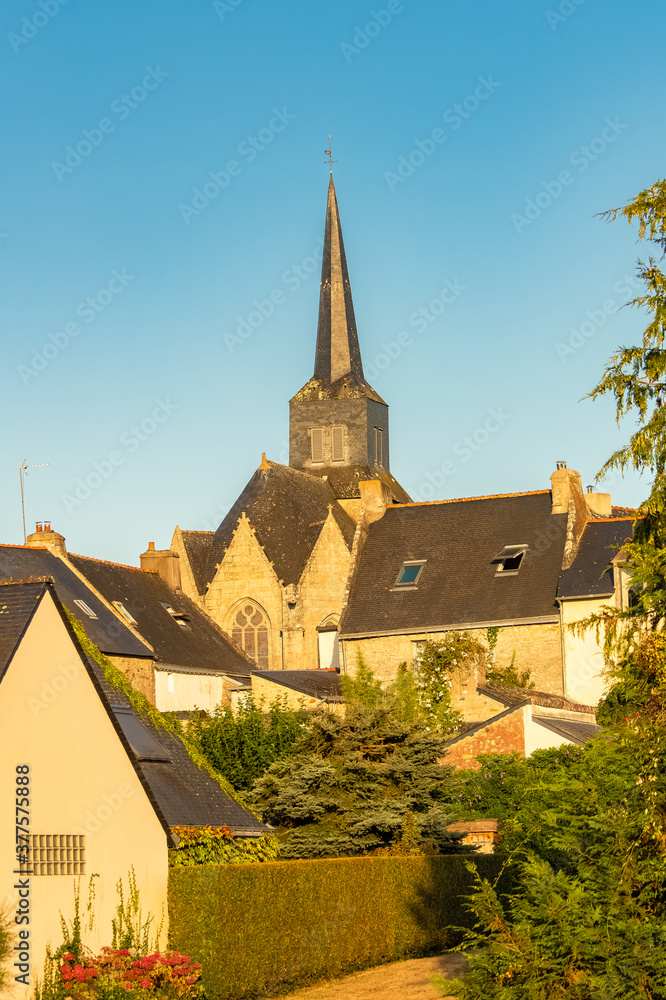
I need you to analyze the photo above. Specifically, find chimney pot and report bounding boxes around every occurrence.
[587,485,593,493]
[35,522,43,533]
[556,461,567,470]
[44,520,51,532]
[148,541,155,550]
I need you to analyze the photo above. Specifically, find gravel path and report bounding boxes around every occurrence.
[266,954,467,1000]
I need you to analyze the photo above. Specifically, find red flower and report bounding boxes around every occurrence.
[63,953,76,962]
[140,978,152,988]
[116,949,131,957]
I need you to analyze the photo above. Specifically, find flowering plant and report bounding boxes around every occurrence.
[55,948,203,999]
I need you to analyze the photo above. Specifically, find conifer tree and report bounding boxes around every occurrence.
[440,180,666,999]
[249,704,466,858]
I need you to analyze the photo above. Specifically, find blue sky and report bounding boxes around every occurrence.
[1,0,665,563]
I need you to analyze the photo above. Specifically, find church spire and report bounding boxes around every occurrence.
[313,176,365,385]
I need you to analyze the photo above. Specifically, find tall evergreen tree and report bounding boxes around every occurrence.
[440,181,666,999]
[249,704,466,858]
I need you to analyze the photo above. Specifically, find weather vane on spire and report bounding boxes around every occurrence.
[324,135,337,173]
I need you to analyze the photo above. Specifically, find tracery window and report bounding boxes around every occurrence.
[231,603,270,669]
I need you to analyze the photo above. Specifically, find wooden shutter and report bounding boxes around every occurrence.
[332,426,344,462]
[311,427,324,463]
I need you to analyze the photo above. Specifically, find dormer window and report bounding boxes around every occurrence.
[160,602,191,629]
[493,545,528,576]
[393,560,426,588]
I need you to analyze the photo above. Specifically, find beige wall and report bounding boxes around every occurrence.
[342,620,565,722]
[154,668,233,713]
[561,598,608,705]
[0,593,168,999]
[250,674,343,715]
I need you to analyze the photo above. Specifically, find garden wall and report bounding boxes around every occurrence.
[169,854,507,999]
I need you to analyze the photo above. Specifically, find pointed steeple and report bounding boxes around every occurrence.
[313,176,365,385]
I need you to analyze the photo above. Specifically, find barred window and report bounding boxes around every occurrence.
[20,835,86,876]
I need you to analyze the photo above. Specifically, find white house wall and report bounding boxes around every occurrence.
[0,593,168,1000]
[154,668,229,712]
[561,598,608,706]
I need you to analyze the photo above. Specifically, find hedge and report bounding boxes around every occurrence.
[169,854,509,999]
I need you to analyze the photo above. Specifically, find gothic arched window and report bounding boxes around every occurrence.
[231,603,270,669]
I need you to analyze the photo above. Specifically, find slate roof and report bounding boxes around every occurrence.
[0,580,46,678]
[252,669,343,701]
[558,518,635,599]
[69,553,253,678]
[204,460,356,588]
[179,530,215,597]
[340,491,567,637]
[533,716,603,744]
[304,465,412,503]
[478,684,597,715]
[0,581,266,838]
[0,546,151,658]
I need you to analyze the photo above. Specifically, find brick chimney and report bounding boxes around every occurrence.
[550,463,589,569]
[140,542,182,592]
[26,521,67,559]
[584,485,612,517]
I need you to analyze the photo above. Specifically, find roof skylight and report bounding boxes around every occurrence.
[393,560,426,588]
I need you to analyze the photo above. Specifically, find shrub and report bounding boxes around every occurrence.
[169,825,280,866]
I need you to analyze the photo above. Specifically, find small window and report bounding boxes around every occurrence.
[113,601,137,625]
[73,599,97,619]
[332,425,345,463]
[311,427,324,463]
[493,545,528,576]
[160,602,191,629]
[394,560,426,588]
[374,427,383,466]
[19,835,86,876]
[112,705,172,762]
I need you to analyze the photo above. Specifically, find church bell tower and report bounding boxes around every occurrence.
[289,176,410,504]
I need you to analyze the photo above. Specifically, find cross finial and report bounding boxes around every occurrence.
[324,135,337,174]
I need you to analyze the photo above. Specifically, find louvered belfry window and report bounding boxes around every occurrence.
[232,604,269,669]
[331,426,345,463]
[311,427,324,463]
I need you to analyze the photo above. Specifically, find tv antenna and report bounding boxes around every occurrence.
[19,460,50,544]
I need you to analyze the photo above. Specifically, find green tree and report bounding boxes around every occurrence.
[248,704,466,858]
[440,181,666,999]
[188,695,307,791]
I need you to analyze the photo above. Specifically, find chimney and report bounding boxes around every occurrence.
[549,463,588,569]
[140,543,181,592]
[26,522,67,558]
[359,479,392,525]
[584,485,612,518]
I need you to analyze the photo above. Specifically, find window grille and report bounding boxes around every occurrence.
[20,835,86,876]
[231,604,270,669]
[73,599,97,619]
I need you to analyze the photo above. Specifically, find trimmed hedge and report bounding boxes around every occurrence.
[169,854,508,999]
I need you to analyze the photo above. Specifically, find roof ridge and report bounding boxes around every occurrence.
[0,542,46,550]
[587,516,638,523]
[181,530,214,536]
[0,576,52,586]
[395,489,551,508]
[69,552,144,573]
